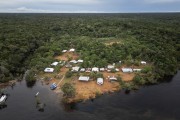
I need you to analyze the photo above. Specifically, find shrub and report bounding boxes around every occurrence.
[62,83,76,98]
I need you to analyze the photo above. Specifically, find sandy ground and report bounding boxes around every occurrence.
[54,52,79,61]
[68,78,120,103]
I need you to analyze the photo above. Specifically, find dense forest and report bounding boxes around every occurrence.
[0,13,179,83]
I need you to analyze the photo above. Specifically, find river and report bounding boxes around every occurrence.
[0,71,180,120]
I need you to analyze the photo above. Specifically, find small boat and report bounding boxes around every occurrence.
[50,83,57,90]
[35,92,39,97]
[0,95,7,104]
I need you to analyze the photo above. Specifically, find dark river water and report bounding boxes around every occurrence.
[0,71,180,120]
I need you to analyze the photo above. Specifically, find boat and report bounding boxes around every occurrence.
[0,95,7,105]
[50,83,57,90]
[35,92,39,97]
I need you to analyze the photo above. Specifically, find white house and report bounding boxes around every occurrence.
[133,69,142,72]
[44,68,54,73]
[77,59,84,63]
[92,67,99,72]
[78,76,90,82]
[109,76,117,81]
[80,68,85,72]
[122,68,133,73]
[86,68,91,72]
[141,61,147,65]
[69,48,75,52]
[97,78,103,85]
[70,60,78,64]
[71,66,80,72]
[100,68,105,72]
[107,65,114,69]
[51,62,58,66]
[62,50,67,53]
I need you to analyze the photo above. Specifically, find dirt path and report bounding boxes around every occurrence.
[57,75,65,86]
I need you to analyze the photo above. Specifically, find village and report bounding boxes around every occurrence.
[41,48,148,102]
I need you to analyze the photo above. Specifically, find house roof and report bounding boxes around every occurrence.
[133,69,142,72]
[141,61,146,64]
[62,50,67,53]
[122,68,133,73]
[79,76,90,81]
[107,65,114,69]
[70,60,77,64]
[109,76,117,81]
[97,78,103,82]
[92,67,99,72]
[80,68,85,71]
[72,66,80,71]
[51,62,58,66]
[44,68,54,73]
[69,48,75,52]
[77,59,83,63]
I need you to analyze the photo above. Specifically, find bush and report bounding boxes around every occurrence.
[133,74,145,85]
[65,71,73,78]
[62,83,76,98]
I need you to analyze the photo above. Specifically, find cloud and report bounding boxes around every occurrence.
[0,7,105,13]
[144,0,180,4]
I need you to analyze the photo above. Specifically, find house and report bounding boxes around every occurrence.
[69,48,75,52]
[100,68,105,72]
[65,63,72,68]
[109,76,117,81]
[70,60,78,64]
[71,66,80,72]
[133,69,142,72]
[141,61,147,65]
[62,50,67,53]
[107,65,114,69]
[97,78,103,85]
[92,67,99,72]
[78,76,90,82]
[122,68,133,73]
[44,68,54,73]
[86,68,91,72]
[80,68,85,72]
[115,68,120,72]
[51,62,58,66]
[77,59,84,63]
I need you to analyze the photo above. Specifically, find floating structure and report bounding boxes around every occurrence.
[97,78,104,85]
[51,62,58,66]
[44,68,54,73]
[50,83,57,90]
[0,95,7,105]
[121,68,133,73]
[78,76,90,82]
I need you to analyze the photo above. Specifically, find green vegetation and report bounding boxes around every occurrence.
[62,83,76,98]
[0,13,179,84]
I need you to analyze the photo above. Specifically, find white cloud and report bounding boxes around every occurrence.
[144,0,180,4]
[0,7,105,13]
[0,0,100,6]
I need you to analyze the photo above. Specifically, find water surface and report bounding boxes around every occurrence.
[0,71,180,120]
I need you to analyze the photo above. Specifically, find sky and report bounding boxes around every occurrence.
[0,0,180,13]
